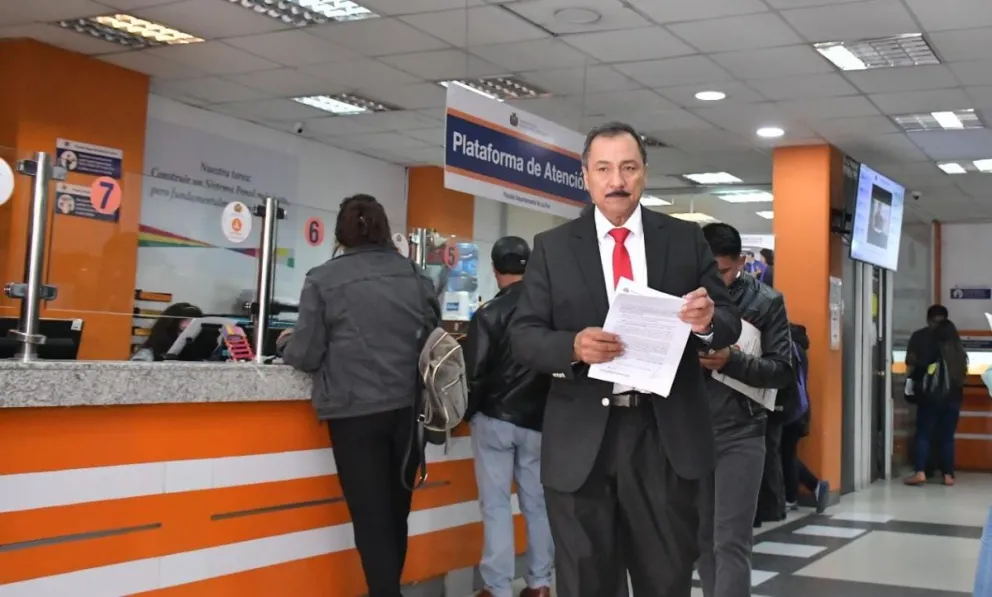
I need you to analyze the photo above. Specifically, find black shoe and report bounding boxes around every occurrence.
[815,480,830,514]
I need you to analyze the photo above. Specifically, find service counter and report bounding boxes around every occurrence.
[0,362,518,597]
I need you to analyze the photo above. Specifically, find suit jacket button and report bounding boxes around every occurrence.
[601,398,610,407]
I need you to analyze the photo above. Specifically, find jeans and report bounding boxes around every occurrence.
[781,422,819,503]
[755,417,785,523]
[471,414,554,597]
[914,401,961,475]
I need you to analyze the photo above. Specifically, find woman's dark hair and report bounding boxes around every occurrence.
[142,302,203,357]
[934,319,968,386]
[760,248,775,266]
[334,194,392,250]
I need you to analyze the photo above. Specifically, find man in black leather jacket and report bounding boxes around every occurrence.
[463,236,553,597]
[696,223,794,597]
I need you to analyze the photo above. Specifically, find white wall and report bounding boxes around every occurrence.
[940,223,992,331]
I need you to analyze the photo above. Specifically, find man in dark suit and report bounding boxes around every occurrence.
[509,122,741,597]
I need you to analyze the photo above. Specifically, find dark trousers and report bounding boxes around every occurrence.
[780,422,818,503]
[544,404,698,597]
[697,432,766,597]
[328,408,418,597]
[755,417,785,523]
[914,401,961,475]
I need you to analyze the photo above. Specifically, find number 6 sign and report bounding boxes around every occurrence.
[89,176,121,215]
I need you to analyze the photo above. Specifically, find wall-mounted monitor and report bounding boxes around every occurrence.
[850,164,904,271]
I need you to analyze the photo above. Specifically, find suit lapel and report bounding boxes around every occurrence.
[570,212,610,320]
[642,207,671,292]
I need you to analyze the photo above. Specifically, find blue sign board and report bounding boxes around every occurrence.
[54,182,119,223]
[56,138,123,179]
[950,286,992,300]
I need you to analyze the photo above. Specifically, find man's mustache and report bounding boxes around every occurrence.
[607,190,631,198]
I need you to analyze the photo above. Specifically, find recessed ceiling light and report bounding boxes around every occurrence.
[292,93,396,115]
[716,191,773,203]
[554,7,601,25]
[756,211,774,220]
[893,109,984,132]
[226,0,378,26]
[641,195,672,207]
[682,172,743,185]
[670,212,717,223]
[58,14,204,48]
[814,33,940,72]
[439,76,550,102]
[938,162,967,174]
[974,159,992,173]
[757,127,785,138]
[695,91,726,101]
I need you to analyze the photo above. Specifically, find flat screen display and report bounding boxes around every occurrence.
[850,164,904,271]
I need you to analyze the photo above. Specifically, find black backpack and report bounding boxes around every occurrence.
[919,353,953,403]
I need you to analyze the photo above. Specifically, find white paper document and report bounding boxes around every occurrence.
[710,319,778,411]
[587,279,693,397]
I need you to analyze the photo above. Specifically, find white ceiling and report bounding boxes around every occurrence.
[7,0,992,230]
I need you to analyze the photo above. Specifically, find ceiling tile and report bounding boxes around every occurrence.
[692,103,816,137]
[844,65,959,93]
[764,0,867,7]
[470,39,591,72]
[152,76,273,104]
[0,23,127,55]
[93,0,179,8]
[642,147,710,175]
[380,49,505,80]
[837,133,929,162]
[145,42,281,75]
[667,13,803,53]
[626,109,720,132]
[300,58,422,89]
[948,61,992,87]
[403,127,446,145]
[869,88,973,114]
[99,49,205,79]
[309,17,450,56]
[780,0,919,43]
[615,55,734,88]
[561,27,696,63]
[359,83,448,109]
[358,0,486,16]
[711,46,835,79]
[347,110,443,132]
[909,129,992,160]
[808,115,900,137]
[776,95,881,119]
[304,116,378,137]
[226,67,349,96]
[503,0,652,34]
[869,161,943,177]
[338,132,431,151]
[223,31,363,67]
[505,97,586,125]
[905,0,992,32]
[521,66,642,96]
[0,0,107,26]
[965,86,992,109]
[579,90,680,114]
[656,81,766,107]
[628,0,769,24]
[211,98,328,122]
[746,74,859,100]
[928,29,992,63]
[133,0,290,39]
[400,6,548,47]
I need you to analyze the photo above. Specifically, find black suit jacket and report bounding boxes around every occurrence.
[508,207,741,492]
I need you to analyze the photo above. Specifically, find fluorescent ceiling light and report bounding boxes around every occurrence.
[893,109,983,132]
[974,159,992,173]
[682,172,743,185]
[814,33,940,72]
[938,162,967,174]
[641,195,672,207]
[292,93,395,115]
[226,0,377,26]
[756,211,774,220]
[695,91,726,101]
[670,212,717,223]
[57,14,203,48]
[439,76,549,101]
[757,127,784,138]
[716,191,773,203]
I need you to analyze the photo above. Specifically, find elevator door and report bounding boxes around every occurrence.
[870,268,887,482]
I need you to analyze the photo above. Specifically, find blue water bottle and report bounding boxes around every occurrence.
[976,507,992,596]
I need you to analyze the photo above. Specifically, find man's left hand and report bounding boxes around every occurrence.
[699,347,730,371]
[680,287,714,334]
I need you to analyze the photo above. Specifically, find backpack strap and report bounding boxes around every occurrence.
[401,261,432,492]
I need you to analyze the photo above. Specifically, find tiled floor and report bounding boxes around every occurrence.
[495,473,991,596]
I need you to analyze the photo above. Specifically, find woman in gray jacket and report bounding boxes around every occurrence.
[281,194,440,597]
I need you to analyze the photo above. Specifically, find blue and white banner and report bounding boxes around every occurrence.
[444,85,588,218]
[56,138,123,179]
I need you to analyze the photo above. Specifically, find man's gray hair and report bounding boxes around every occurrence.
[581,122,648,167]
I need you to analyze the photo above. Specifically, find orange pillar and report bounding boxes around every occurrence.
[773,145,845,490]
[406,166,475,239]
[0,39,149,359]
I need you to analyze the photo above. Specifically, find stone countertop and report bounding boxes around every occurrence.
[0,361,311,408]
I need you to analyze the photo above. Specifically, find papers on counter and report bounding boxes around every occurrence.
[587,279,692,397]
[710,320,777,411]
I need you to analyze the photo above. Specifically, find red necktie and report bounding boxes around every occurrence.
[608,227,632,288]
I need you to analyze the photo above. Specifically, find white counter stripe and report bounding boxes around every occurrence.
[0,437,474,514]
[0,497,520,597]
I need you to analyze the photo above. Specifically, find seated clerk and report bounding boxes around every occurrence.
[131,303,204,361]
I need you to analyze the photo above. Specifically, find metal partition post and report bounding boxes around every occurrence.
[253,197,280,363]
[410,227,429,268]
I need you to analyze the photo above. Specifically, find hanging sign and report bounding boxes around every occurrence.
[305,217,325,247]
[221,201,251,244]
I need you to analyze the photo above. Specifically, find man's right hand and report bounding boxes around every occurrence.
[573,327,623,364]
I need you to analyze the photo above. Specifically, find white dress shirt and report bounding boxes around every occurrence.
[592,206,712,395]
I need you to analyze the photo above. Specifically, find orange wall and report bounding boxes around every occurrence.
[406,166,474,239]
[773,145,844,488]
[0,39,148,359]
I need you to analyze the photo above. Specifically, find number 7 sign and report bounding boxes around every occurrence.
[89,176,122,216]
